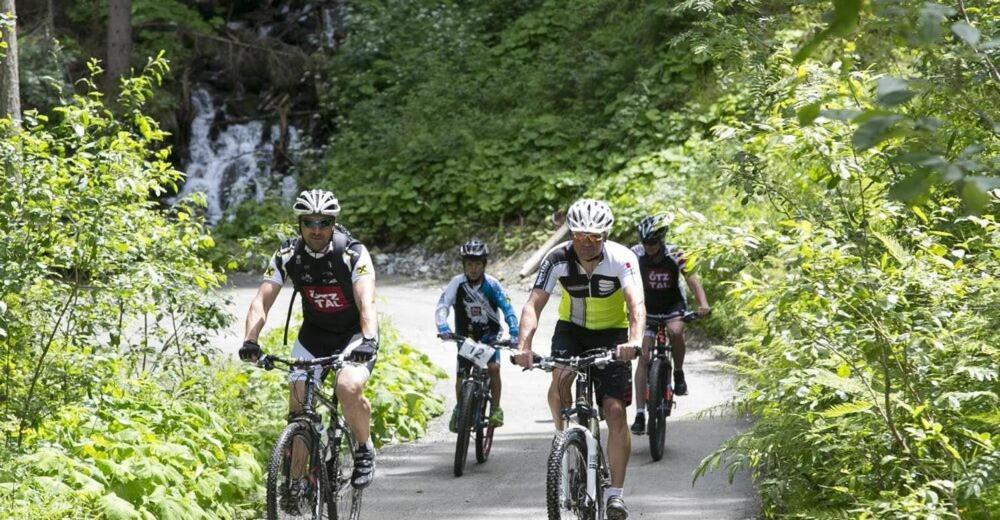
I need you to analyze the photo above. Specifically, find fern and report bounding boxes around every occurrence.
[873,231,912,266]
[819,400,874,418]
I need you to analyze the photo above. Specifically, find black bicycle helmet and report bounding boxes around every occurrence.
[637,213,672,244]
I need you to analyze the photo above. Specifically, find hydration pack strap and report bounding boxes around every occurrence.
[283,287,298,347]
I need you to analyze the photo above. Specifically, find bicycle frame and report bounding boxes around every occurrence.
[647,318,674,415]
[258,353,363,519]
[292,367,348,470]
[458,365,491,429]
[547,351,618,514]
[560,372,602,510]
[451,335,515,433]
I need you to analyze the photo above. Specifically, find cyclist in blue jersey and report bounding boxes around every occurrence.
[436,239,520,431]
[629,213,710,435]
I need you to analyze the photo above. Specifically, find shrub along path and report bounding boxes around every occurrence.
[220,276,759,519]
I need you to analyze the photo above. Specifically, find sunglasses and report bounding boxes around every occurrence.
[300,218,334,229]
[572,232,605,243]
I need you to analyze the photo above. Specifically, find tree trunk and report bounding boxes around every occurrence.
[105,0,132,95]
[0,0,20,127]
[44,0,54,42]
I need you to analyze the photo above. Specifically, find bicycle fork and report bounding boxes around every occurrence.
[559,424,602,513]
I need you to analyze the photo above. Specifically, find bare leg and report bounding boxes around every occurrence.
[288,381,308,478]
[633,336,652,410]
[603,397,630,487]
[336,365,372,446]
[488,362,501,408]
[667,320,686,370]
[548,368,575,431]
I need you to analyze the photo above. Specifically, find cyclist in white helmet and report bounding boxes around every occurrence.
[514,198,646,520]
[238,189,380,499]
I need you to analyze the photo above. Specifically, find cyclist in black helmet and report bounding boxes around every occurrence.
[629,213,710,435]
[436,239,520,431]
[238,189,380,493]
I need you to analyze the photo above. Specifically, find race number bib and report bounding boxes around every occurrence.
[458,338,495,369]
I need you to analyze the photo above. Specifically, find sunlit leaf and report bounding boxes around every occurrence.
[793,0,863,63]
[819,400,873,418]
[798,102,823,126]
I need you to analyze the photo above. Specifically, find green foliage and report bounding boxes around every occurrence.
[0,55,226,445]
[209,196,296,272]
[311,0,720,245]
[0,362,277,519]
[656,1,1000,517]
[365,322,448,444]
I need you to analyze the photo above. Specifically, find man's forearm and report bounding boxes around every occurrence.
[628,307,646,344]
[686,275,709,308]
[518,306,539,349]
[244,303,267,341]
[360,303,378,339]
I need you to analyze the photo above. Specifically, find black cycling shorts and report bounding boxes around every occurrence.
[644,301,687,337]
[550,320,633,406]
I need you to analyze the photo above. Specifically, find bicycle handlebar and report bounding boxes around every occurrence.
[442,334,515,347]
[510,345,641,372]
[255,352,352,372]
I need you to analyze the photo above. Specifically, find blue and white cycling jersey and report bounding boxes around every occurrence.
[435,274,519,342]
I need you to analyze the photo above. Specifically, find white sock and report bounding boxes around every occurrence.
[605,487,623,506]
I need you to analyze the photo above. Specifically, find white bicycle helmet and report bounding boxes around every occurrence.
[293,189,341,217]
[637,212,673,243]
[459,239,489,260]
[566,199,614,235]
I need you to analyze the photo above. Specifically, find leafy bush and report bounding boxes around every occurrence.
[309,0,716,245]
[0,314,445,519]
[647,1,1000,517]
[0,363,279,519]
[0,55,225,450]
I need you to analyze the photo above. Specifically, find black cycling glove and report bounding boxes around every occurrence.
[349,337,379,362]
[239,339,262,362]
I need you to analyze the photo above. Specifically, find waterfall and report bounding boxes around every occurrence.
[174,89,298,224]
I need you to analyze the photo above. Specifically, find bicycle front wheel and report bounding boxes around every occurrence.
[647,357,670,461]
[453,380,477,476]
[266,421,331,520]
[329,424,363,520]
[546,428,597,520]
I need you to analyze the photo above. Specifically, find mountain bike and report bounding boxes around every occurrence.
[444,335,515,477]
[255,353,363,520]
[521,346,637,520]
[644,311,701,462]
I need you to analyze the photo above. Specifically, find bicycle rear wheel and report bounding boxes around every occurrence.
[328,423,363,520]
[475,392,494,463]
[546,428,596,520]
[647,358,670,461]
[266,421,332,520]
[453,380,477,476]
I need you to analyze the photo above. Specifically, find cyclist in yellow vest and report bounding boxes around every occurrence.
[514,199,645,520]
